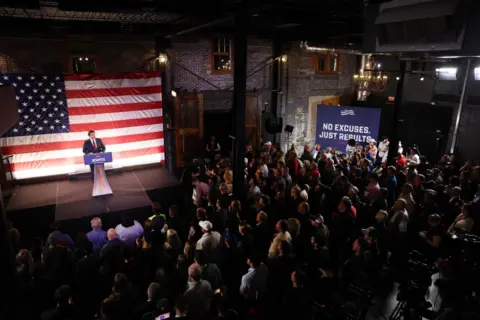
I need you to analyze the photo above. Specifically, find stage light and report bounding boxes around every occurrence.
[435,67,457,74]
[281,55,288,62]
[85,57,89,61]
[171,90,177,97]
[473,67,480,81]
[437,67,458,80]
[79,57,83,61]
[158,53,168,64]
[420,77,425,81]
[377,63,382,69]
[396,76,400,80]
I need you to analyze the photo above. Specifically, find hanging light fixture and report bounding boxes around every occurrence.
[353,55,389,101]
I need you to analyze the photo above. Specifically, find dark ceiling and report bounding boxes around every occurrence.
[0,0,368,47]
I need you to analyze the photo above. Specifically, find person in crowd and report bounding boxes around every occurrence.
[193,179,210,207]
[448,202,475,234]
[46,222,75,250]
[115,213,144,247]
[398,183,416,216]
[206,136,221,160]
[100,228,124,259]
[184,263,213,319]
[240,254,269,300]
[407,147,420,166]
[268,219,292,258]
[194,249,222,290]
[300,144,314,163]
[419,214,444,255]
[313,214,329,239]
[12,137,480,320]
[167,205,188,243]
[312,144,321,161]
[40,285,75,320]
[397,152,407,168]
[377,137,389,163]
[133,282,161,320]
[164,229,183,258]
[283,268,311,320]
[196,220,222,263]
[86,217,107,253]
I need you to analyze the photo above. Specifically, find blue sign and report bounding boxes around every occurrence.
[84,152,113,165]
[315,105,381,151]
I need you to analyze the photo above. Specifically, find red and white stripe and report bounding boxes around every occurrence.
[0,72,164,180]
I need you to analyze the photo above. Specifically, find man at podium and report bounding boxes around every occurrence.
[82,130,106,177]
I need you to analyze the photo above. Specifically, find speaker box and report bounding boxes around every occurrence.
[284,125,294,133]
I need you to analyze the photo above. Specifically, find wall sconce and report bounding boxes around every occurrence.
[158,53,168,64]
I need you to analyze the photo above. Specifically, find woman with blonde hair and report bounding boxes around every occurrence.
[165,229,183,252]
[223,170,233,194]
[183,240,195,264]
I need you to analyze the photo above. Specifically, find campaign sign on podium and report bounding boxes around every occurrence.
[83,152,113,197]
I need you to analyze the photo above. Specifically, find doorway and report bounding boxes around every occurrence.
[203,110,233,157]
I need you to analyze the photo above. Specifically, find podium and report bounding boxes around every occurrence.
[83,152,113,197]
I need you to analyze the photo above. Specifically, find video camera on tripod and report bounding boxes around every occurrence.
[389,251,437,320]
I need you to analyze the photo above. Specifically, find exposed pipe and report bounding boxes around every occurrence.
[300,41,362,55]
[165,16,233,38]
[449,59,471,154]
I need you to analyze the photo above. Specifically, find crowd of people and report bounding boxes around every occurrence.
[6,137,480,320]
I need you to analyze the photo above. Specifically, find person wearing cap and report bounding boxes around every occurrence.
[313,214,329,240]
[196,220,222,263]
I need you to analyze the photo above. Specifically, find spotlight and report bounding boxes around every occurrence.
[171,90,177,97]
[79,57,83,61]
[377,63,382,69]
[396,76,400,80]
[85,57,89,61]
[281,55,288,63]
[158,53,168,64]
[420,77,425,81]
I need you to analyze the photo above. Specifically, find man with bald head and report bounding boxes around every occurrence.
[100,228,124,259]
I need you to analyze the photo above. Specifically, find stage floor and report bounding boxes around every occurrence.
[6,167,181,221]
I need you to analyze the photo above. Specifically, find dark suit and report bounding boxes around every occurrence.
[82,138,106,177]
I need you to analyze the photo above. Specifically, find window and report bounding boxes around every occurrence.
[315,54,340,74]
[211,38,232,74]
[72,56,96,74]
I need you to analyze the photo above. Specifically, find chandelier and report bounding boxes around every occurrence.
[353,56,389,101]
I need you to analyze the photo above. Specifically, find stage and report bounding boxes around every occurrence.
[5,167,185,244]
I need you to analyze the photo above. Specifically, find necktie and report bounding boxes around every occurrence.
[92,139,97,150]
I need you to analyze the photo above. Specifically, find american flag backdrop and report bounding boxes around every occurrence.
[0,71,164,180]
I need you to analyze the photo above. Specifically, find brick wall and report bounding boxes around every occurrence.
[0,36,156,74]
[282,44,357,153]
[168,38,272,92]
[168,39,357,152]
